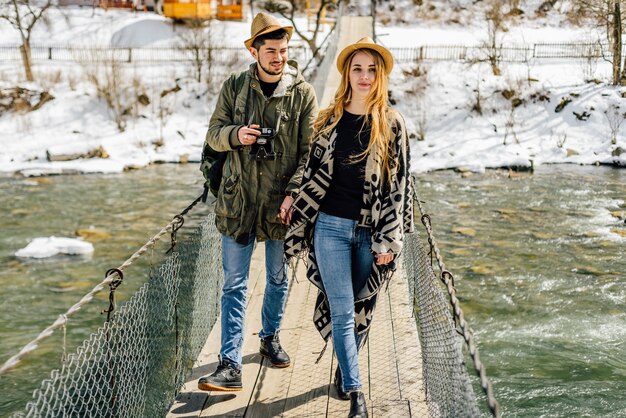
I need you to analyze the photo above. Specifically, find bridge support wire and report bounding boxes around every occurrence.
[412,181,501,418]
[0,194,204,377]
[8,193,223,418]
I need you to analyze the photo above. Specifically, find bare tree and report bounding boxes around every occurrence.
[470,74,485,115]
[578,41,601,80]
[260,0,336,57]
[0,0,53,81]
[483,0,505,76]
[608,0,624,84]
[503,108,520,145]
[574,0,625,85]
[604,104,625,144]
[80,49,138,132]
[177,19,214,84]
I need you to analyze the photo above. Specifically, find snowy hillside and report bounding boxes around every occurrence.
[0,1,624,176]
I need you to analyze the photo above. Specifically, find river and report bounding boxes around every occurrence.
[0,164,624,417]
[415,165,626,417]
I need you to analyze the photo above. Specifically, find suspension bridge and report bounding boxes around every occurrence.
[1,12,499,418]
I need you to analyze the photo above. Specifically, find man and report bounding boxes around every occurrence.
[197,12,317,392]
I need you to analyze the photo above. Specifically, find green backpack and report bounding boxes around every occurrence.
[200,144,227,202]
[200,78,250,202]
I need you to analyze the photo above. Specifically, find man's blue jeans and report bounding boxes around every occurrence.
[220,233,289,369]
[313,212,374,392]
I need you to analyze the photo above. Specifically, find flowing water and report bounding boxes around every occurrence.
[414,165,626,418]
[0,164,208,416]
[0,164,624,417]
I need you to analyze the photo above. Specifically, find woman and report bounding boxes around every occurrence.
[284,37,413,418]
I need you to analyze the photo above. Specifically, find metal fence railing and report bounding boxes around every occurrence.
[389,41,620,63]
[1,41,618,67]
[0,45,310,65]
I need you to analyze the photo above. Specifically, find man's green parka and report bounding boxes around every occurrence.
[205,61,317,243]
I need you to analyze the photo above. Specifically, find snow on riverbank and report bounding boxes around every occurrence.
[0,4,624,176]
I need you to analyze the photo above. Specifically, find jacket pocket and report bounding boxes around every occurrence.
[215,174,243,219]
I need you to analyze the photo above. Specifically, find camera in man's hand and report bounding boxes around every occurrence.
[256,127,274,145]
[249,127,276,161]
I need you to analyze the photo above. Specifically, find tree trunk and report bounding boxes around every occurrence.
[195,48,202,83]
[306,38,319,59]
[611,0,622,85]
[20,39,34,82]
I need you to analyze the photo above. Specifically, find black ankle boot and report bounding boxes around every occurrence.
[259,334,290,367]
[348,391,367,418]
[334,366,349,400]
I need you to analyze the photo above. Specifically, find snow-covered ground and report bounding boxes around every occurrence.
[0,1,624,178]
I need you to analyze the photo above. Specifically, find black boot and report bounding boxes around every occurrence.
[348,391,367,418]
[334,366,349,400]
[260,333,291,367]
[197,359,242,392]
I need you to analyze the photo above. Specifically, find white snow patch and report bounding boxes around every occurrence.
[15,237,95,258]
[110,19,176,48]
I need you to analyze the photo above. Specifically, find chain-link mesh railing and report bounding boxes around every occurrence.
[12,214,223,418]
[401,180,501,418]
[401,232,483,418]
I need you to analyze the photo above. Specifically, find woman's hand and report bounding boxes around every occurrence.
[279,195,295,225]
[375,252,394,266]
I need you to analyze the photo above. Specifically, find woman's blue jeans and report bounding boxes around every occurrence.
[219,233,289,369]
[314,211,374,392]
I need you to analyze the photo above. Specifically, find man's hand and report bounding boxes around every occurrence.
[278,195,295,225]
[238,124,261,146]
[375,253,394,266]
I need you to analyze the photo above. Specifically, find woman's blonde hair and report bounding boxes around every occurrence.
[314,48,394,183]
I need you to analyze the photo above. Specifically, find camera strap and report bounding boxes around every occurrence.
[273,96,286,133]
[244,77,288,150]
[244,81,253,126]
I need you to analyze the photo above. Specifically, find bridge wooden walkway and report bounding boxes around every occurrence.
[167,244,427,417]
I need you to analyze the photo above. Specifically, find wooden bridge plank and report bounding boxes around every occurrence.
[371,399,411,417]
[281,280,332,418]
[168,245,265,418]
[387,272,415,320]
[367,287,402,403]
[199,245,267,417]
[245,262,311,418]
[388,268,427,411]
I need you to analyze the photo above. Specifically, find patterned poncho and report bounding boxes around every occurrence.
[284,109,414,343]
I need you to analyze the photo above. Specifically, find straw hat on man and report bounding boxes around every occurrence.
[244,12,293,49]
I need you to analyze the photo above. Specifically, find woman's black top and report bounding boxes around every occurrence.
[319,110,370,220]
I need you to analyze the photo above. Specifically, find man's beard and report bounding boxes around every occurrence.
[258,59,284,76]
